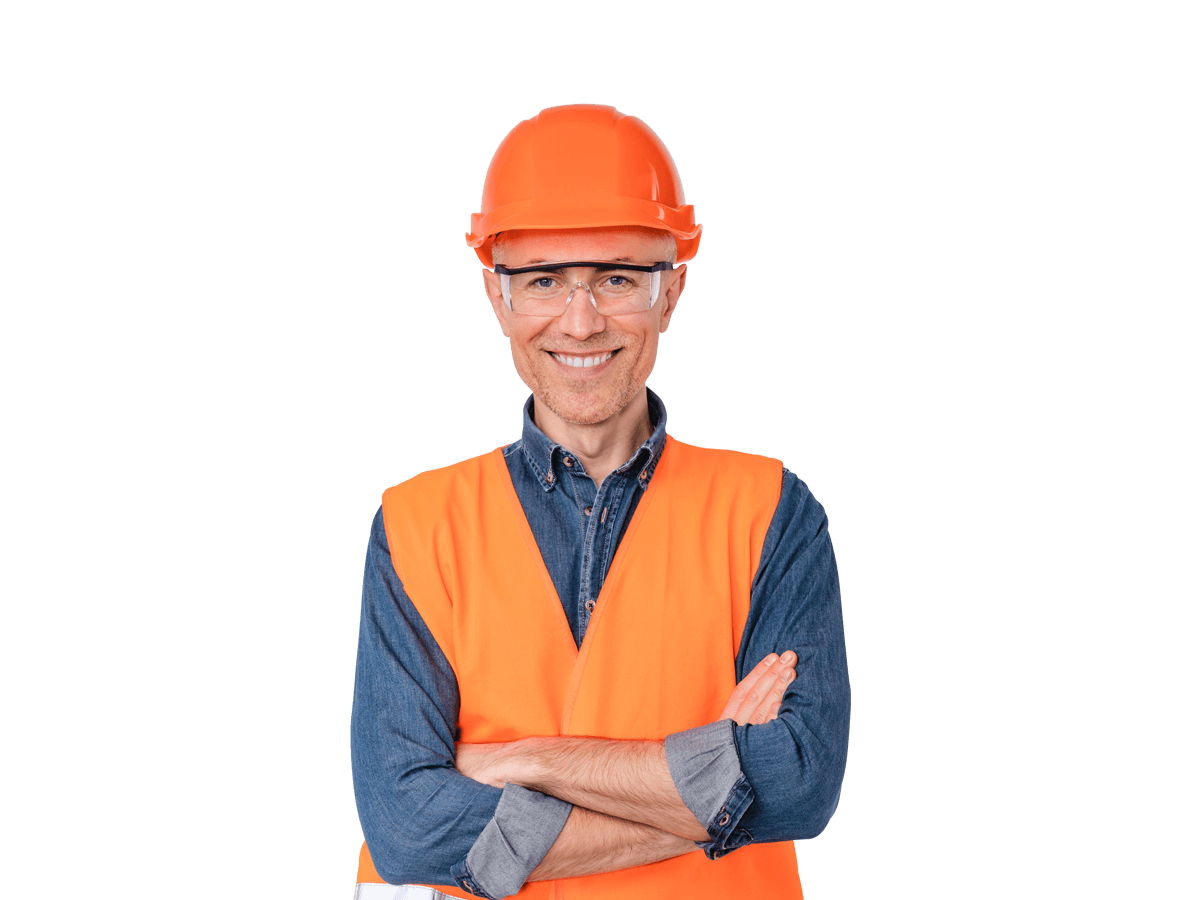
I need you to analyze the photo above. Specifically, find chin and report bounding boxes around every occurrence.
[542,380,644,427]
[545,395,618,426]
[561,411,617,427]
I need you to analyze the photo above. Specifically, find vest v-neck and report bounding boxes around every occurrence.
[490,437,673,686]
[489,436,672,739]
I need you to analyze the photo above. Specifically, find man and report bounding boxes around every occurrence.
[351,104,850,900]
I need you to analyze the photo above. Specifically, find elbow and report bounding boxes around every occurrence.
[366,852,414,888]
[350,768,496,888]
[779,695,850,841]
[789,782,842,840]
[353,764,482,888]
[359,813,447,886]
[787,733,848,840]
[360,806,483,888]
[359,819,412,884]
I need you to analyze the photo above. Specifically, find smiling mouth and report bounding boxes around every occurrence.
[548,350,619,368]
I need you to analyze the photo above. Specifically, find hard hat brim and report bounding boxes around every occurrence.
[467,199,701,268]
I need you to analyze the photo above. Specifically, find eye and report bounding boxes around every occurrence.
[532,277,557,289]
[605,275,630,288]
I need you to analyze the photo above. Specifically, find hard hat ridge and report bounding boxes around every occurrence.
[466,105,702,267]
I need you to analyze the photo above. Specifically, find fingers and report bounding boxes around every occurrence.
[719,652,780,722]
[722,650,797,726]
[744,657,782,691]
[721,651,797,723]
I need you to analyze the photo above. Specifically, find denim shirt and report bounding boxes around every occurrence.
[351,389,851,899]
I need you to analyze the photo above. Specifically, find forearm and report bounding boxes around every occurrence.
[505,736,710,842]
[528,805,697,881]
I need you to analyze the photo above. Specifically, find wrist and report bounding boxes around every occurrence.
[509,736,551,790]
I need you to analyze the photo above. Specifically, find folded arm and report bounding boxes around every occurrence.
[457,472,851,859]
[456,651,799,843]
[527,806,698,881]
[489,736,710,841]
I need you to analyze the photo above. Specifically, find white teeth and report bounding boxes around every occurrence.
[553,351,613,368]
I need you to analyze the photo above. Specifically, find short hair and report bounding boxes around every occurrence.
[491,228,678,266]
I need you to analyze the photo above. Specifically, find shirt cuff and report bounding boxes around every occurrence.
[664,719,756,860]
[450,784,573,899]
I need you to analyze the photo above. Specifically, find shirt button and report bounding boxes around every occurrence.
[545,470,554,484]
[639,469,649,481]
[564,457,574,467]
[585,599,596,613]
[718,813,730,826]
[584,506,592,516]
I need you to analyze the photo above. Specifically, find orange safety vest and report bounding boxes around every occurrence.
[357,435,803,899]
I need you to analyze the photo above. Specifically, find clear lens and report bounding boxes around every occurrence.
[503,266,661,316]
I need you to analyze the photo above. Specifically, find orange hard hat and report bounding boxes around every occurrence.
[466,104,702,268]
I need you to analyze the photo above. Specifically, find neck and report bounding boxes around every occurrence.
[533,392,652,485]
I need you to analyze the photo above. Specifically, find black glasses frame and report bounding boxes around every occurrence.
[493,261,674,275]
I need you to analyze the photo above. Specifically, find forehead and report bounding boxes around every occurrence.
[493,227,673,267]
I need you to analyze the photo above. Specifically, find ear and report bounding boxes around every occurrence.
[482,268,511,337]
[657,263,686,333]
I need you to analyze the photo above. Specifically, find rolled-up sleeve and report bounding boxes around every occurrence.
[664,719,755,858]
[662,471,850,854]
[351,508,571,898]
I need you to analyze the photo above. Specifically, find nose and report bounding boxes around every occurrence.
[557,282,606,340]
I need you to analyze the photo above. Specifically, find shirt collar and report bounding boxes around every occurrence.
[519,388,669,492]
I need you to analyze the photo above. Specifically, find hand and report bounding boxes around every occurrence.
[718,651,797,726]
[454,740,513,788]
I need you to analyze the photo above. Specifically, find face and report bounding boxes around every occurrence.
[483,227,687,427]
